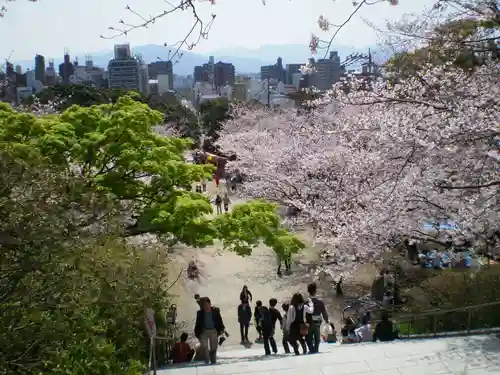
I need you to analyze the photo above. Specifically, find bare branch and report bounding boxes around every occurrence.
[100,0,216,62]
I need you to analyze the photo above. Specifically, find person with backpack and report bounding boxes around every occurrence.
[237,300,252,344]
[305,283,329,353]
[285,293,313,355]
[258,303,278,355]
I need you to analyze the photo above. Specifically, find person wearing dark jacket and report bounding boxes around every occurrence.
[259,304,277,355]
[238,301,252,343]
[239,285,253,304]
[305,283,329,353]
[372,312,398,342]
[194,297,225,365]
[254,300,263,341]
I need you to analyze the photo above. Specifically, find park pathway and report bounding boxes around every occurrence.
[167,181,377,346]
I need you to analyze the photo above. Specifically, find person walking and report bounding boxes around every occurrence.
[305,283,329,353]
[237,300,252,344]
[259,304,278,355]
[239,285,253,304]
[281,302,291,354]
[254,300,263,342]
[285,293,312,355]
[336,276,344,297]
[223,193,230,213]
[214,194,222,214]
[194,297,225,365]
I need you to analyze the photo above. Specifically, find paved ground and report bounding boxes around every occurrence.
[157,334,500,374]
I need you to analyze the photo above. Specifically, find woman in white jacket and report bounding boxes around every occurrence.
[285,293,313,355]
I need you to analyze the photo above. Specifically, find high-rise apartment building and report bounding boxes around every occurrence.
[45,61,57,86]
[148,61,173,89]
[35,54,45,84]
[214,61,235,87]
[260,57,285,82]
[107,44,141,92]
[58,53,75,85]
[310,51,342,91]
[285,64,302,84]
[193,66,205,83]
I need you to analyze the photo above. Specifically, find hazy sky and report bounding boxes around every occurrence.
[1,0,435,60]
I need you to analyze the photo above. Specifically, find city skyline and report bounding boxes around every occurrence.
[0,0,436,61]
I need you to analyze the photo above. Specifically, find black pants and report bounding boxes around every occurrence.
[277,258,291,275]
[239,323,249,341]
[263,328,277,355]
[306,323,321,353]
[282,330,291,353]
[288,325,307,355]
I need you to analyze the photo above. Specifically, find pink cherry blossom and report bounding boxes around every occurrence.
[218,56,500,271]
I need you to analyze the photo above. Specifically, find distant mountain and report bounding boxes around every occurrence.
[210,44,383,66]
[11,43,384,76]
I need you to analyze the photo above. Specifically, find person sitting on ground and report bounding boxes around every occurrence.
[323,322,337,343]
[171,332,195,363]
[340,317,358,343]
[188,260,198,278]
[354,315,373,342]
[254,300,264,342]
[373,311,398,342]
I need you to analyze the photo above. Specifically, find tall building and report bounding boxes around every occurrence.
[35,54,45,84]
[45,61,57,86]
[15,64,22,74]
[193,56,219,86]
[260,57,285,82]
[148,61,173,89]
[214,61,235,87]
[285,64,302,84]
[310,51,342,91]
[58,53,75,85]
[193,65,206,83]
[108,44,141,91]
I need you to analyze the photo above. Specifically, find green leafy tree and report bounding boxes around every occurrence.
[0,97,304,373]
[199,97,231,143]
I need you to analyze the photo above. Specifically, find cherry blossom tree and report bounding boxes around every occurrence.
[219,54,499,270]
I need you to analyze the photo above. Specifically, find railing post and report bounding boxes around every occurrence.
[467,309,472,332]
[433,314,438,336]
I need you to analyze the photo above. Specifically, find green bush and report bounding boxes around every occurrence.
[398,267,500,335]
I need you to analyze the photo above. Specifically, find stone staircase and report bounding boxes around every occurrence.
[156,333,500,375]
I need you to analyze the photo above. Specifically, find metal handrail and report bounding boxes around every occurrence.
[393,300,500,338]
[395,300,500,320]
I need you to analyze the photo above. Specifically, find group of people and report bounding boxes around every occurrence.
[237,283,335,356]
[170,283,399,366]
[340,311,398,343]
[193,177,231,215]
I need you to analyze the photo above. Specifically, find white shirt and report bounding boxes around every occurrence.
[354,324,373,342]
[285,302,313,331]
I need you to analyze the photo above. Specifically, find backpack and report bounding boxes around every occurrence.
[259,306,272,328]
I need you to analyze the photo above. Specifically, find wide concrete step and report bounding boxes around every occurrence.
[157,334,500,375]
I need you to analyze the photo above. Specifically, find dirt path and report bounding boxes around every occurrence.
[167,181,377,347]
